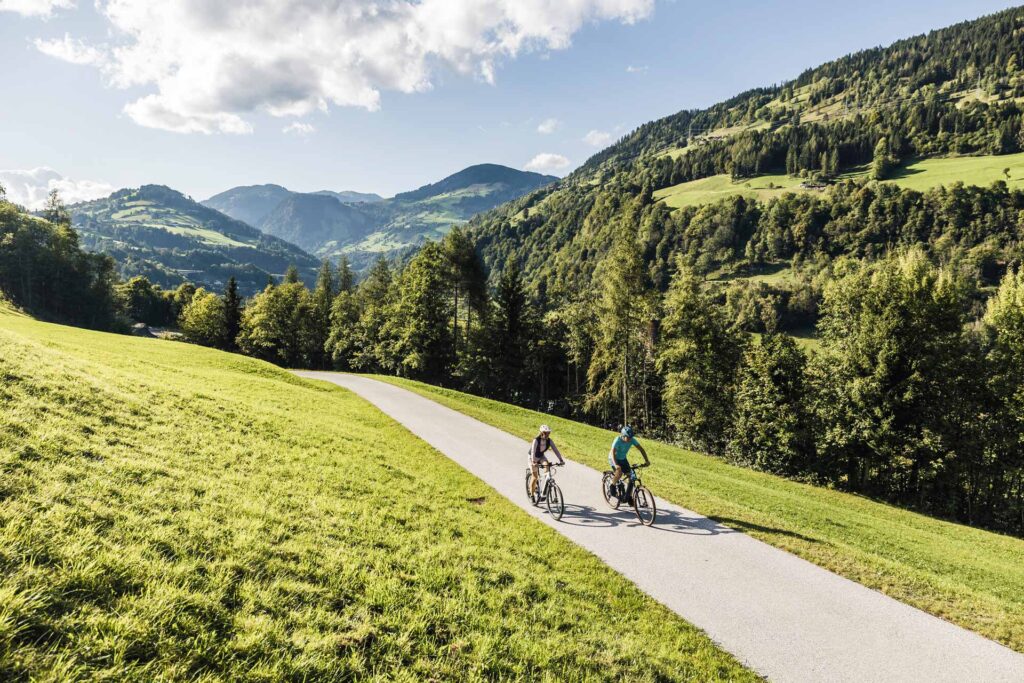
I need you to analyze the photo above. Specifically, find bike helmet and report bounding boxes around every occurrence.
[539,424,551,434]
[621,425,635,438]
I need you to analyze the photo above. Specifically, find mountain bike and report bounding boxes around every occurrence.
[602,463,657,526]
[525,461,565,520]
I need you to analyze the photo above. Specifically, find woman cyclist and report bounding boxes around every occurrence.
[528,424,565,498]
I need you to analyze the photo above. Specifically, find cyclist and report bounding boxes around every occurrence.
[609,425,649,502]
[528,424,565,498]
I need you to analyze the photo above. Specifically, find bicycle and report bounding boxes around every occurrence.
[601,463,657,526]
[524,461,565,520]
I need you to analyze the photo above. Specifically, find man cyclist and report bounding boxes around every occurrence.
[609,425,649,502]
[528,424,565,498]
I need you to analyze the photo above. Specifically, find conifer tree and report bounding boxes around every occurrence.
[223,276,242,351]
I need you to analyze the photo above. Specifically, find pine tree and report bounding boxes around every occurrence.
[871,137,892,180]
[657,261,745,452]
[726,334,811,475]
[311,261,335,368]
[586,229,656,426]
[283,265,300,284]
[336,255,355,294]
[223,276,242,351]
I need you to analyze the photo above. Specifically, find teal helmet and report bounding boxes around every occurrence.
[621,425,634,438]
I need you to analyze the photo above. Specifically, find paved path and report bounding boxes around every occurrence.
[297,372,1024,683]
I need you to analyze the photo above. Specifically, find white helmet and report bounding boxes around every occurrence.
[539,424,551,434]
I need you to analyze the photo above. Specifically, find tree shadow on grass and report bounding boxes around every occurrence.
[710,516,820,544]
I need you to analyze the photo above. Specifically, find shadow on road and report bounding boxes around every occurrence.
[554,502,738,535]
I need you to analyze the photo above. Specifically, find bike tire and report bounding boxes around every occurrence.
[525,469,539,505]
[601,472,621,510]
[546,481,564,520]
[633,485,657,526]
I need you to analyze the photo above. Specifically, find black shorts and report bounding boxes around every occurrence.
[613,459,632,474]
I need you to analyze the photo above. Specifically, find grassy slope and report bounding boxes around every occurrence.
[0,309,752,681]
[376,377,1024,652]
[653,151,1024,210]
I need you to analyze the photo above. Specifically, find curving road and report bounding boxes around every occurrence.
[297,372,1024,683]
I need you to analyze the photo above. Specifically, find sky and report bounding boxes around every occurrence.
[0,0,1019,207]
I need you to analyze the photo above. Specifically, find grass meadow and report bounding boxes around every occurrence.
[379,376,1024,653]
[0,308,753,681]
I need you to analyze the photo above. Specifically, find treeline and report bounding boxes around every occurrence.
[176,226,1024,534]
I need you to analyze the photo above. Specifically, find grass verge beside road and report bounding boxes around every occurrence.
[0,309,753,681]
[378,375,1024,653]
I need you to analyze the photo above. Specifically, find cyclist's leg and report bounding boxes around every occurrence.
[530,461,541,494]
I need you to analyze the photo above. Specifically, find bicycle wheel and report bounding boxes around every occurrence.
[525,469,538,505]
[633,485,657,526]
[601,472,621,510]
[545,481,564,520]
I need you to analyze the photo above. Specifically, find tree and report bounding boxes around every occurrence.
[237,281,314,367]
[443,227,488,364]
[382,242,454,381]
[809,249,975,510]
[336,255,356,294]
[587,229,657,427]
[657,262,745,452]
[350,257,395,372]
[727,334,811,475]
[41,189,71,227]
[223,277,242,351]
[179,288,226,348]
[482,266,534,401]
[283,265,301,284]
[310,261,336,368]
[871,137,893,180]
[116,276,173,326]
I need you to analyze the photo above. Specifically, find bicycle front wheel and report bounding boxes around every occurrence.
[546,481,564,520]
[633,486,657,526]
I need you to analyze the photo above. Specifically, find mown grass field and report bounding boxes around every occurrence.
[653,173,804,209]
[377,377,1024,653]
[888,152,1024,192]
[653,151,1024,210]
[0,307,753,681]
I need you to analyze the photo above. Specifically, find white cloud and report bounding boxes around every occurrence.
[34,0,654,134]
[625,64,648,73]
[583,129,612,147]
[0,0,74,17]
[537,117,560,134]
[525,153,570,174]
[0,168,114,209]
[33,34,106,66]
[283,121,315,136]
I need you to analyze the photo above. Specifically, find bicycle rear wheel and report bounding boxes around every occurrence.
[633,485,657,526]
[546,481,564,520]
[525,469,538,505]
[601,472,621,510]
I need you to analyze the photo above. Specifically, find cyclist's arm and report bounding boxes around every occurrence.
[550,440,566,465]
[636,442,650,466]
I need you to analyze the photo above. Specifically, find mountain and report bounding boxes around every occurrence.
[466,6,1024,296]
[201,184,293,229]
[312,190,383,204]
[71,185,319,294]
[204,164,556,270]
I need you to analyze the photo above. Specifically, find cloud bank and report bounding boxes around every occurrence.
[0,168,113,209]
[35,0,654,134]
[525,153,571,174]
[0,0,74,18]
[583,129,612,146]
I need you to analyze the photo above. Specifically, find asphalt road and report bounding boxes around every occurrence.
[297,371,1024,683]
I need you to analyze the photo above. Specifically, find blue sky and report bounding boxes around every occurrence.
[0,0,1018,205]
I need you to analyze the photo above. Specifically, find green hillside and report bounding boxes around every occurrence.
[72,185,319,294]
[653,152,1024,209]
[0,306,751,681]
[378,376,1024,653]
[206,164,558,271]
